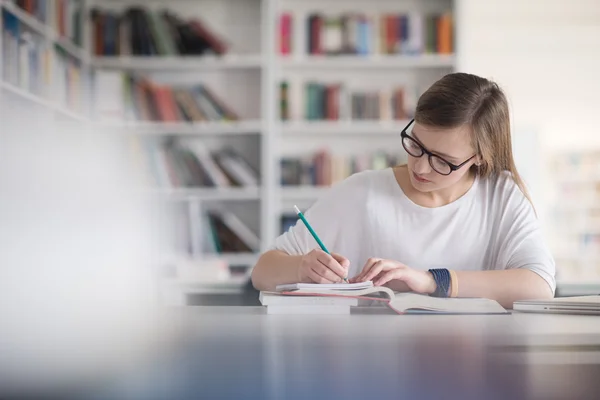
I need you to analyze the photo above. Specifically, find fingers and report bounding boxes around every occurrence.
[316,251,348,280]
[331,252,350,268]
[353,257,380,282]
[374,269,404,287]
[362,260,389,283]
[307,268,336,284]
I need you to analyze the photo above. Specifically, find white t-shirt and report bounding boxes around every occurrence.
[272,168,556,294]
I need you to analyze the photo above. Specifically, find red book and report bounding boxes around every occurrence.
[189,19,228,55]
[311,15,323,55]
[154,86,180,122]
[387,15,397,54]
[280,13,292,55]
[330,85,340,120]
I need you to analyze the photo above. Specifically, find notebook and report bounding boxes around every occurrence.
[275,281,373,291]
[275,283,508,314]
[261,287,361,315]
[513,296,600,315]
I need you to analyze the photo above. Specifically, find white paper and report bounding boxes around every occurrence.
[276,281,374,292]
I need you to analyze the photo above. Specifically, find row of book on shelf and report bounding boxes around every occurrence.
[552,151,600,178]
[140,141,401,190]
[171,208,260,257]
[200,209,260,255]
[8,0,82,45]
[90,5,227,56]
[2,7,86,111]
[549,151,600,278]
[280,80,416,121]
[281,149,403,187]
[93,71,240,123]
[279,11,453,56]
[139,138,259,189]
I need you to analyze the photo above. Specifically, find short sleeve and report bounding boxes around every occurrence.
[495,177,556,294]
[270,172,368,256]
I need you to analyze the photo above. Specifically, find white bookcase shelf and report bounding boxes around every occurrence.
[92,54,264,71]
[280,54,455,69]
[1,1,88,63]
[99,120,264,136]
[0,81,90,123]
[157,187,261,201]
[281,120,411,136]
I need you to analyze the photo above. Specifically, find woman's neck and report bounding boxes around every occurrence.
[394,165,476,208]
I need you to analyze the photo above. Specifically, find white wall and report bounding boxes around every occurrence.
[456,0,600,150]
[455,0,600,216]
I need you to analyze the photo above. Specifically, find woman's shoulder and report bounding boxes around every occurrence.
[478,170,534,212]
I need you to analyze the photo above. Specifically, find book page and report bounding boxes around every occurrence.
[389,293,507,314]
[282,286,395,300]
[276,281,374,291]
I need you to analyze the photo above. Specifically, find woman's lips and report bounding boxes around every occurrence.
[412,171,431,183]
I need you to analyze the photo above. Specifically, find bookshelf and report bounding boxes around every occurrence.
[2,0,88,62]
[83,0,271,294]
[0,0,460,294]
[1,0,91,122]
[5,0,595,297]
[549,151,600,289]
[273,0,455,238]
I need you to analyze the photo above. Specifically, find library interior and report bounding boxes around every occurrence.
[1,0,600,399]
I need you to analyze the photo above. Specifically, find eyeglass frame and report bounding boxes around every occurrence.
[400,119,477,176]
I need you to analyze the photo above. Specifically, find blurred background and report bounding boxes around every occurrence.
[1,0,599,310]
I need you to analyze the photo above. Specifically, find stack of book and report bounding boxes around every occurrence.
[2,7,86,112]
[260,282,367,315]
[279,11,453,56]
[91,5,227,56]
[138,139,259,189]
[93,72,240,123]
[203,209,260,254]
[281,80,415,121]
[280,150,401,186]
[168,207,260,257]
[11,0,83,45]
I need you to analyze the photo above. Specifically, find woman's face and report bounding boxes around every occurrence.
[404,122,478,193]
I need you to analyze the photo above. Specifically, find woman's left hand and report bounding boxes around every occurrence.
[350,258,437,295]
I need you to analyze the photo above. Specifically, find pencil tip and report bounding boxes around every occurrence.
[293,205,301,214]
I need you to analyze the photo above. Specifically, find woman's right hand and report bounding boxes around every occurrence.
[298,249,350,284]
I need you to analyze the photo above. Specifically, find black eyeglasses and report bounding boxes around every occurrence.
[400,119,477,176]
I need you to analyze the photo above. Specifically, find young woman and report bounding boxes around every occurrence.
[251,72,555,308]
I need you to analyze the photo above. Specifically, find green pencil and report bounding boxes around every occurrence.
[294,205,348,283]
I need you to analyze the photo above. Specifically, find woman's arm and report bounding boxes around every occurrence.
[352,259,554,309]
[250,250,302,292]
[251,249,350,292]
[454,269,553,309]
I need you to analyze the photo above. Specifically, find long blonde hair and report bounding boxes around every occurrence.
[415,72,531,204]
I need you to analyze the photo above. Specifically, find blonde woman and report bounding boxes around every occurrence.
[251,72,555,308]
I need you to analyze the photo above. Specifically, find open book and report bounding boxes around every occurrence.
[275,282,508,314]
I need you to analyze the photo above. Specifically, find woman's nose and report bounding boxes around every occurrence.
[413,155,432,174]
